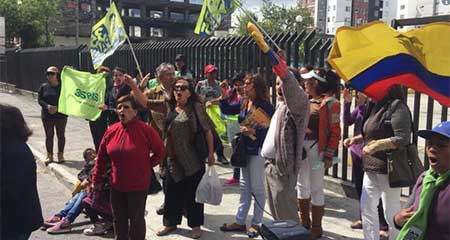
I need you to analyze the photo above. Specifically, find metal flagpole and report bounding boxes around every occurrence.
[126,37,143,78]
[236,2,281,50]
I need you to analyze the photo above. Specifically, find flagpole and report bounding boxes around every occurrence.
[126,37,143,79]
[236,3,281,50]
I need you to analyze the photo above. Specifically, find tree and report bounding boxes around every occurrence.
[234,0,313,36]
[0,0,60,48]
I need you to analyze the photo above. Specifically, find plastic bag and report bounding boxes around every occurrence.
[195,166,223,205]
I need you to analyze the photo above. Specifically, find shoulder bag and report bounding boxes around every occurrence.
[386,100,424,188]
[230,134,248,167]
[192,103,209,160]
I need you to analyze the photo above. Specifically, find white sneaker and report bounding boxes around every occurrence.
[83,223,107,236]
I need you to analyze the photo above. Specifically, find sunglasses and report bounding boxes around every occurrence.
[174,85,189,92]
[116,105,131,110]
[46,72,56,76]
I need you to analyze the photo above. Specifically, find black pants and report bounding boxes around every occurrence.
[163,167,205,228]
[352,152,388,228]
[89,111,108,151]
[83,201,113,223]
[110,189,148,240]
[42,117,67,153]
[212,128,225,156]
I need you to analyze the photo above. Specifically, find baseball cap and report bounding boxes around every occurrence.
[204,64,217,74]
[418,121,450,140]
[300,70,327,83]
[46,66,59,73]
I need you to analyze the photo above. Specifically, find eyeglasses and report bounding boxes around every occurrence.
[174,85,189,92]
[117,105,131,110]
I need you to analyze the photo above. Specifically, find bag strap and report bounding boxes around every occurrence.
[386,99,415,145]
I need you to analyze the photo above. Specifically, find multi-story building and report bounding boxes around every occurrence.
[298,0,316,19]
[351,0,369,26]
[325,0,352,34]
[52,0,207,46]
[397,0,450,19]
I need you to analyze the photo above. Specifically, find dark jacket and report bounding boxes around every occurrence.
[38,82,67,119]
[1,141,43,237]
[106,84,131,125]
[77,161,96,182]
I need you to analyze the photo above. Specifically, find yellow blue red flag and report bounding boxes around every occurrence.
[328,21,450,107]
[90,2,127,69]
[194,0,240,36]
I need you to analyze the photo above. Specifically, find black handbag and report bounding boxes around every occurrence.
[385,100,424,188]
[260,220,310,240]
[192,104,209,160]
[230,134,248,167]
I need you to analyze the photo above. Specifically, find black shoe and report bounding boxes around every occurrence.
[156,203,164,215]
[217,155,229,165]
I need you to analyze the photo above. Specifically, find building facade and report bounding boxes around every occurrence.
[326,0,352,34]
[52,0,206,46]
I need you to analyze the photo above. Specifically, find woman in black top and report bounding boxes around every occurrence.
[1,104,43,239]
[38,66,68,165]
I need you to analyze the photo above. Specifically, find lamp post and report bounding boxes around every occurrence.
[295,15,303,33]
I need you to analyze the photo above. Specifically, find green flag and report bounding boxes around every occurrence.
[194,0,240,36]
[58,67,106,121]
[90,2,127,69]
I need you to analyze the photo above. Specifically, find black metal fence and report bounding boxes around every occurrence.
[1,24,448,186]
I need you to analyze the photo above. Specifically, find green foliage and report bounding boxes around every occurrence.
[0,0,60,48]
[234,0,313,36]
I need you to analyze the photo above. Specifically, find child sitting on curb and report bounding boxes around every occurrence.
[42,148,96,234]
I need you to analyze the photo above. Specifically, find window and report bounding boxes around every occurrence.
[345,17,351,23]
[128,8,141,18]
[150,10,163,18]
[332,16,335,21]
[385,11,389,16]
[327,17,330,22]
[400,5,405,10]
[327,6,330,11]
[150,27,163,37]
[190,0,204,4]
[333,5,336,10]
[385,1,389,7]
[170,12,185,21]
[345,6,351,12]
[400,14,405,19]
[129,26,141,37]
[374,10,378,17]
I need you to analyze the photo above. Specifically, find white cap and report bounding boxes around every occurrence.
[301,70,327,83]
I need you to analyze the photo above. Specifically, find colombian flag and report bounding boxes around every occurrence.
[328,21,450,107]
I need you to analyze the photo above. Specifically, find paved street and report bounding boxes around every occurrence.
[2,90,378,239]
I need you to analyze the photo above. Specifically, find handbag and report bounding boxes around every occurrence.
[260,220,310,240]
[230,134,248,167]
[386,100,424,188]
[192,104,209,160]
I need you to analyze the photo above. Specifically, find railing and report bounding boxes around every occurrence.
[1,24,449,188]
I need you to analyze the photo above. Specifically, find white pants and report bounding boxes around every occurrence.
[296,140,325,206]
[361,172,401,240]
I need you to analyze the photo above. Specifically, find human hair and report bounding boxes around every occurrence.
[231,72,246,85]
[116,94,138,110]
[83,148,96,161]
[113,66,127,74]
[245,73,270,103]
[315,68,340,96]
[156,63,175,77]
[96,66,110,74]
[288,67,302,82]
[168,77,201,110]
[0,104,33,143]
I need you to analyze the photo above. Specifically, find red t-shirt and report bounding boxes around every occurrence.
[92,118,165,192]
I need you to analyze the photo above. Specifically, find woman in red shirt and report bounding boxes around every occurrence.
[92,94,165,240]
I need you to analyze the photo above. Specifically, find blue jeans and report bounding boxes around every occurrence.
[236,154,265,225]
[57,191,87,222]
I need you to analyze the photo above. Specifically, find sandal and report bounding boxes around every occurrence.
[219,223,246,232]
[156,226,177,236]
[247,225,260,238]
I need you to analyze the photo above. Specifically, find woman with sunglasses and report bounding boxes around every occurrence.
[38,66,68,165]
[219,73,274,238]
[298,68,341,239]
[155,77,215,239]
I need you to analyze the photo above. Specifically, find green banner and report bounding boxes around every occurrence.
[194,0,240,36]
[90,2,127,69]
[58,67,106,121]
[206,104,228,143]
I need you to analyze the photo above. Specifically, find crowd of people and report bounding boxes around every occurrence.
[1,53,449,240]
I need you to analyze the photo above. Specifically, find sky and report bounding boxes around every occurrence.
[243,0,297,11]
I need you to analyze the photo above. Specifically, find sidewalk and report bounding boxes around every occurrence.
[1,90,364,239]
